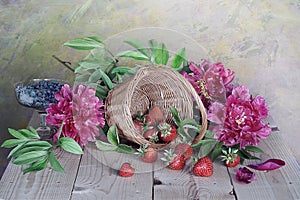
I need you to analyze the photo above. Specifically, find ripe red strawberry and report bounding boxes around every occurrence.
[168,154,185,170]
[143,128,158,142]
[133,120,143,135]
[161,149,185,170]
[158,123,177,143]
[221,148,240,168]
[193,156,213,177]
[137,144,158,163]
[174,143,193,161]
[148,106,164,124]
[144,114,156,127]
[119,163,135,177]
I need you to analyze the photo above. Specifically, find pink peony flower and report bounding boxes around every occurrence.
[181,60,235,106]
[46,84,105,146]
[208,86,271,148]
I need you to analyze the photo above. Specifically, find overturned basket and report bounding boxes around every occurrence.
[105,65,207,148]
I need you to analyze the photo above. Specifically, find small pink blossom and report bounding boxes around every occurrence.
[46,84,105,146]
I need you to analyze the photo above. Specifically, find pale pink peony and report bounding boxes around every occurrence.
[181,59,235,106]
[208,86,271,148]
[46,84,105,146]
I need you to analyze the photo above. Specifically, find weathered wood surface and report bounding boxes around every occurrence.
[0,112,300,200]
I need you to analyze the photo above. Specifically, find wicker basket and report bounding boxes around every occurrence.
[105,65,207,148]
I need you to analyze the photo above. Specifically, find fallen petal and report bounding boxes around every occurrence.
[236,167,256,184]
[247,159,285,171]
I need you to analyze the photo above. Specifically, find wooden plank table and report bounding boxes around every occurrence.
[1,112,300,200]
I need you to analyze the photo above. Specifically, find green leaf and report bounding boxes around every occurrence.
[13,150,48,165]
[181,118,200,130]
[95,85,109,99]
[1,139,26,148]
[88,69,102,82]
[169,106,181,126]
[107,126,119,145]
[116,50,149,61]
[204,130,215,139]
[11,146,51,159]
[238,149,261,161]
[210,142,223,161]
[200,141,216,157]
[244,146,264,153]
[57,121,64,139]
[149,39,158,63]
[155,43,169,65]
[20,127,40,139]
[191,139,217,148]
[7,142,26,158]
[23,141,52,148]
[23,157,48,174]
[75,74,90,82]
[110,66,136,75]
[59,137,83,155]
[49,151,64,172]
[101,71,114,90]
[124,39,149,57]
[8,128,27,139]
[64,36,104,50]
[117,144,135,154]
[171,48,186,70]
[95,140,118,151]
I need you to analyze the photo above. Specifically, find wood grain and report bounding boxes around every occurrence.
[153,160,235,200]
[71,143,153,200]
[229,131,300,200]
[0,149,81,200]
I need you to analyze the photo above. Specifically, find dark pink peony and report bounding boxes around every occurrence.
[46,84,105,146]
[208,86,271,148]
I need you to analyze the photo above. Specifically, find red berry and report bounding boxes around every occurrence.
[158,123,177,143]
[144,114,156,127]
[221,148,240,168]
[137,145,158,163]
[225,155,240,168]
[193,156,213,177]
[174,143,193,161]
[133,120,143,135]
[169,154,185,170]
[143,128,158,142]
[148,106,164,124]
[119,163,135,177]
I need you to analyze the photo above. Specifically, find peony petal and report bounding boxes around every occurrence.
[247,159,285,171]
[236,167,256,184]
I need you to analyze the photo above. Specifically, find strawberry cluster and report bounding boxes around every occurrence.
[133,106,177,144]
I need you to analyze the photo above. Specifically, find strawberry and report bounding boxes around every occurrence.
[143,128,159,142]
[136,144,158,163]
[174,143,193,161]
[119,163,135,177]
[148,106,164,124]
[221,147,240,168]
[161,149,185,170]
[157,123,177,143]
[193,156,213,177]
[133,120,143,135]
[144,114,156,127]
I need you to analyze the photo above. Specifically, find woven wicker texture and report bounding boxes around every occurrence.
[105,65,207,148]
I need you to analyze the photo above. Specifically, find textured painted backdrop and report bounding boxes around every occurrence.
[0,0,299,176]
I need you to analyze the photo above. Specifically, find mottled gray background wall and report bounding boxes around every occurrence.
[1,0,299,176]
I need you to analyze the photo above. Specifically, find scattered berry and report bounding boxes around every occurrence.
[157,123,177,143]
[193,156,213,177]
[148,106,164,124]
[136,144,158,163]
[119,163,135,177]
[161,149,185,170]
[174,143,193,161]
[221,148,240,168]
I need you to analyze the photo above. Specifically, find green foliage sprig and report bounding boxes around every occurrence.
[1,125,83,174]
